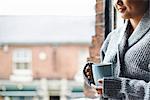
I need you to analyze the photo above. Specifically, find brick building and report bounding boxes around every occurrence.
[0,15,94,81]
[0,15,95,100]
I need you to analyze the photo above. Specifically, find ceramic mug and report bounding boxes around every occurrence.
[84,62,114,86]
[92,63,113,86]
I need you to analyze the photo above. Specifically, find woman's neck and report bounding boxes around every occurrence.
[129,16,142,30]
[129,4,149,30]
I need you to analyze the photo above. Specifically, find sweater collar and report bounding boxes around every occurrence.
[128,10,150,48]
[118,10,150,48]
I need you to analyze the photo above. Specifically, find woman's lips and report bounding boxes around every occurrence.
[118,7,126,13]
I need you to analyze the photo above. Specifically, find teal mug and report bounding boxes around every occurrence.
[83,62,114,86]
[92,63,113,86]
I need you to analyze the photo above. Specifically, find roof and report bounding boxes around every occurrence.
[0,15,95,44]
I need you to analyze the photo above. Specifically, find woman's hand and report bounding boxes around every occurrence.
[91,79,103,95]
[84,63,93,80]
[84,63,104,95]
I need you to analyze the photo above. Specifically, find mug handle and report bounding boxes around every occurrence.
[83,62,95,86]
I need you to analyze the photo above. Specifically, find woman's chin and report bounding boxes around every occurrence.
[120,14,130,19]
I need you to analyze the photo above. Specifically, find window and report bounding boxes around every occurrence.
[13,49,32,71]
[10,49,32,81]
[105,0,124,38]
[105,0,113,38]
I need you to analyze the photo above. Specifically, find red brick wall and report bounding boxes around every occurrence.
[88,0,105,63]
[0,44,89,80]
[84,0,105,97]
[0,47,12,79]
[31,45,54,79]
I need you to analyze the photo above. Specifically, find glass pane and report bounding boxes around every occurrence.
[24,63,29,69]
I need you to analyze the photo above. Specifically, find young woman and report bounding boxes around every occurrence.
[84,0,150,99]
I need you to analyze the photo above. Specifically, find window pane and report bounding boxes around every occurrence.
[13,49,32,70]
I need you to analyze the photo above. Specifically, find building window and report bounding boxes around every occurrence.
[105,0,124,38]
[10,49,32,82]
[13,49,32,71]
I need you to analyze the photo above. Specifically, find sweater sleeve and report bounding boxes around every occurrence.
[100,32,112,62]
[103,77,150,100]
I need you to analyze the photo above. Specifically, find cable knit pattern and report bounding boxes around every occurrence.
[100,10,150,100]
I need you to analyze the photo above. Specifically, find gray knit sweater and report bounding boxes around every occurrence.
[100,10,150,100]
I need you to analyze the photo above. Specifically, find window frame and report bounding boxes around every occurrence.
[104,0,124,38]
[12,49,32,75]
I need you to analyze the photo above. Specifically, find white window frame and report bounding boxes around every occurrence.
[10,49,33,82]
[12,49,32,74]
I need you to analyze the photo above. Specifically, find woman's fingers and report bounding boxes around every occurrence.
[85,66,91,72]
[85,71,91,79]
[84,65,92,79]
[91,84,103,95]
[91,84,102,89]
[86,72,90,76]
[87,75,91,79]
[98,79,103,84]
[96,88,103,95]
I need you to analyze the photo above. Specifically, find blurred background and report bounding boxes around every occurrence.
[0,0,96,100]
[0,0,124,100]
